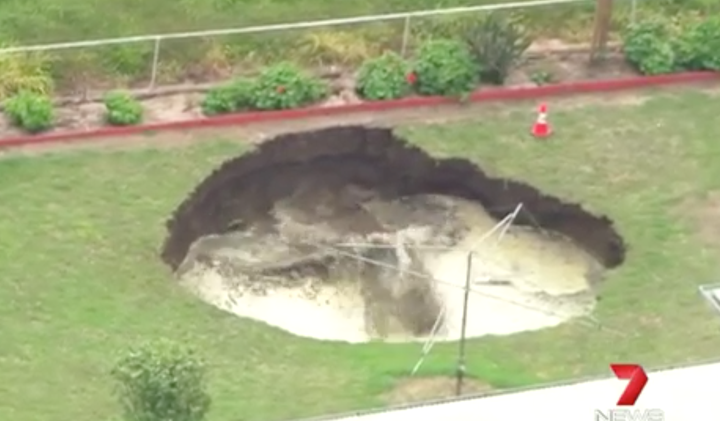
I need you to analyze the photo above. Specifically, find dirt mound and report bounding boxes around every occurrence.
[383,376,492,405]
[160,125,625,272]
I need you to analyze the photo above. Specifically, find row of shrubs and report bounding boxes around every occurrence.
[3,14,719,134]
[2,15,530,133]
[5,37,479,134]
[202,14,530,115]
[4,90,143,133]
[202,39,481,116]
[623,16,720,75]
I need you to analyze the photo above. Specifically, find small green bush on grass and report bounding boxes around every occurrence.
[104,91,144,126]
[112,339,211,421]
[4,90,54,133]
[201,78,254,116]
[356,52,414,100]
[250,62,327,110]
[413,39,478,97]
[674,16,720,71]
[623,19,677,75]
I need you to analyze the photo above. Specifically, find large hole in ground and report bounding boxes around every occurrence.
[161,126,626,343]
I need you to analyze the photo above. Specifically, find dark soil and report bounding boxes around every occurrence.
[160,125,626,274]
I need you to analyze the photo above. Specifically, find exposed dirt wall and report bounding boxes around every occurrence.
[161,126,625,271]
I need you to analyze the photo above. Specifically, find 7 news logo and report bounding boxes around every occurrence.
[593,364,664,421]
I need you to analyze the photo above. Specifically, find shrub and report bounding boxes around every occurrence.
[111,339,211,421]
[201,78,254,116]
[0,46,54,101]
[530,69,554,86]
[103,91,143,126]
[462,14,531,85]
[297,30,379,65]
[250,62,327,110]
[413,39,479,97]
[674,16,720,71]
[356,52,413,100]
[622,20,677,75]
[4,90,54,133]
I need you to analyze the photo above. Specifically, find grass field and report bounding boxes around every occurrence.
[0,0,590,43]
[2,88,720,421]
[0,0,706,44]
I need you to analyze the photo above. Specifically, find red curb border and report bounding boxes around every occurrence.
[1,71,717,149]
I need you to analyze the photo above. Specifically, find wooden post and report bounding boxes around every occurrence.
[590,0,614,62]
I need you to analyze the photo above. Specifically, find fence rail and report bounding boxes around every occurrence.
[0,0,588,54]
[0,0,637,91]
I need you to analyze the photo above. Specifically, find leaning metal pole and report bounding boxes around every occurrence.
[455,251,473,396]
[411,304,447,375]
[408,203,523,378]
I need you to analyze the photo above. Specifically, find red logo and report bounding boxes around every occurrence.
[611,364,649,406]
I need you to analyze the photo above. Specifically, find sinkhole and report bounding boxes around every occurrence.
[161,126,625,343]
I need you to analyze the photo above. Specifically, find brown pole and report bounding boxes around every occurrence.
[591,0,614,62]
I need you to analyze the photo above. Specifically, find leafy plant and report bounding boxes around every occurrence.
[250,62,327,110]
[674,16,720,71]
[297,30,378,65]
[111,339,211,421]
[356,52,413,100]
[413,38,479,97]
[4,90,54,133]
[201,78,254,116]
[530,69,554,85]
[0,45,53,100]
[622,20,677,75]
[462,14,531,85]
[103,90,143,126]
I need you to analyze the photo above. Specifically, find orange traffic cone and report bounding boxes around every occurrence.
[531,103,551,138]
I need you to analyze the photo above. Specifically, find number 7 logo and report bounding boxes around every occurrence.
[611,364,649,406]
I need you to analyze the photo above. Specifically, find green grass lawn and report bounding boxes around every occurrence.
[2,89,720,421]
[0,0,709,44]
[0,0,566,44]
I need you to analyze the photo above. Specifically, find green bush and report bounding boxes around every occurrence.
[201,78,254,116]
[250,62,327,110]
[103,91,143,126]
[0,46,54,101]
[674,16,720,71]
[4,90,54,133]
[622,20,677,75]
[111,339,211,421]
[462,14,531,85]
[413,39,479,97]
[356,52,413,100]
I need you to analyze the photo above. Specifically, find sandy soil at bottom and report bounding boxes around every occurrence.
[181,199,600,343]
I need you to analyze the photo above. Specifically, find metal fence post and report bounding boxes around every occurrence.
[149,37,162,91]
[400,16,411,57]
